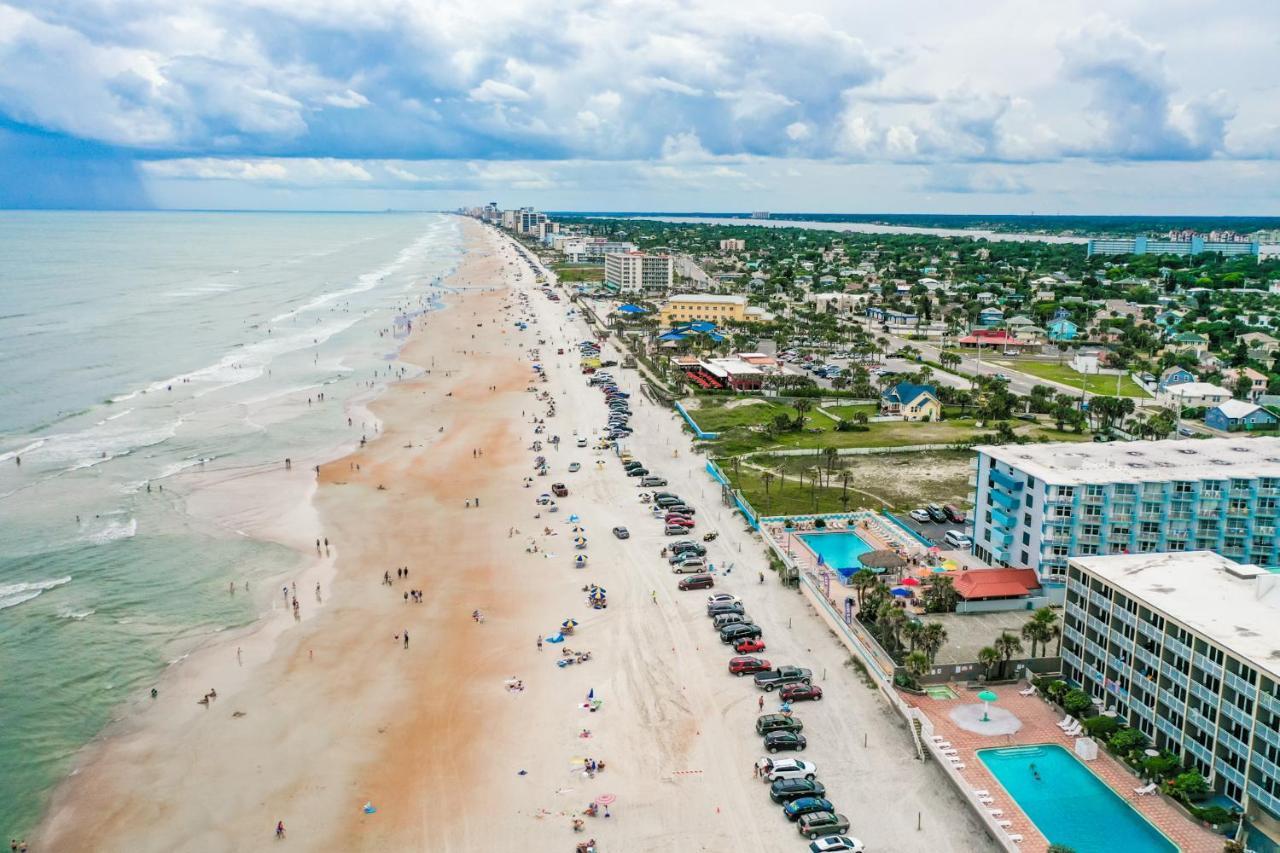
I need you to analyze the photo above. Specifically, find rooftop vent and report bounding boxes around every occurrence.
[1177,448,1197,455]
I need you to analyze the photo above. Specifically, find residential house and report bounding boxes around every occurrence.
[1221,366,1268,401]
[976,307,1004,327]
[1170,331,1209,353]
[1046,316,1079,342]
[1238,331,1280,359]
[1156,381,1231,408]
[955,329,1037,351]
[865,306,918,326]
[975,291,997,304]
[1204,399,1278,432]
[1157,366,1197,392]
[880,382,941,422]
[1006,315,1035,332]
[1071,350,1102,374]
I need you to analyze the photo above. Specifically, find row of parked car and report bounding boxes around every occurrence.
[700,587,861,849]
[587,364,635,443]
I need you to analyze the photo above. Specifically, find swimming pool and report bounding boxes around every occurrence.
[978,745,1176,852]
[798,531,875,574]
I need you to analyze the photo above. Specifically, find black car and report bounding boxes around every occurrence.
[655,496,684,508]
[764,730,807,754]
[671,541,706,556]
[769,778,827,804]
[611,526,630,539]
[720,623,763,643]
[626,467,649,477]
[623,460,644,470]
[926,504,948,523]
[664,504,695,515]
[706,601,744,616]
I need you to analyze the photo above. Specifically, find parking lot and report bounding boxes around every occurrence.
[897,513,967,548]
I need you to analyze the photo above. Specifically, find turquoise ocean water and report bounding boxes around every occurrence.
[0,211,462,836]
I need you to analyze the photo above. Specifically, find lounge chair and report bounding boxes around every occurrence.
[940,748,959,756]
[1056,715,1073,729]
[931,735,946,742]
[935,741,952,749]
[972,789,991,797]
[952,763,966,769]
[997,820,1012,828]
[1134,783,1158,796]
[1018,685,1036,696]
[988,809,1003,817]
[1007,834,1024,843]
[978,796,994,804]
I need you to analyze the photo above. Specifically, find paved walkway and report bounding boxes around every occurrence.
[904,684,1221,853]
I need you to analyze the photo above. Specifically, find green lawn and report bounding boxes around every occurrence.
[553,263,604,282]
[823,403,878,420]
[720,450,974,514]
[687,399,838,433]
[993,359,1150,397]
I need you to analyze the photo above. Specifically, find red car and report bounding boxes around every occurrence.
[780,683,824,702]
[729,656,772,676]
[734,637,767,654]
[665,515,695,528]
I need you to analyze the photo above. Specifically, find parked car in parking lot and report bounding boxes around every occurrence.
[626,467,649,477]
[665,524,691,536]
[664,504,695,515]
[677,574,714,590]
[706,600,744,616]
[764,730,807,754]
[551,483,568,497]
[909,508,931,523]
[707,592,738,606]
[780,683,824,703]
[944,529,972,548]
[576,437,588,448]
[712,612,748,630]
[808,836,865,852]
[734,637,766,653]
[926,503,948,523]
[753,665,813,691]
[640,476,667,487]
[797,812,852,840]
[671,541,705,556]
[756,713,804,735]
[720,623,762,643]
[784,797,834,822]
[757,757,817,782]
[567,462,581,472]
[944,504,966,523]
[664,515,695,528]
[728,656,771,676]
[672,558,707,574]
[769,778,826,804]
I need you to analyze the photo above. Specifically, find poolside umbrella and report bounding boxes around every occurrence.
[890,587,911,598]
[858,550,907,572]
[977,689,998,722]
[900,577,921,587]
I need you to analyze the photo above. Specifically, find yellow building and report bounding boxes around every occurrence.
[658,294,749,326]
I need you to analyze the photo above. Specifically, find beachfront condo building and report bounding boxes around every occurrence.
[658,294,749,326]
[969,438,1280,581]
[1062,551,1280,840]
[604,251,673,294]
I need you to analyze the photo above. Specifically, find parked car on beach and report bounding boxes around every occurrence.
[611,526,629,539]
[678,574,714,591]
[756,714,804,736]
[808,836,865,852]
[780,683,823,703]
[784,797,834,822]
[764,731,807,754]
[797,812,851,840]
[757,757,817,783]
[770,778,826,804]
[753,666,813,691]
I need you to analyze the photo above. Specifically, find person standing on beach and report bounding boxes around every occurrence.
[403,630,410,649]
[537,635,543,651]
[275,821,285,840]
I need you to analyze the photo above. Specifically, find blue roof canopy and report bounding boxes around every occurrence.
[617,304,647,314]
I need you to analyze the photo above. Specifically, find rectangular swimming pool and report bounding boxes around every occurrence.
[798,531,875,574]
[978,745,1176,853]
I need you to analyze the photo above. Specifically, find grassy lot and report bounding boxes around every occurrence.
[993,359,1150,397]
[823,403,878,420]
[720,450,973,514]
[690,396,1093,456]
[553,263,605,282]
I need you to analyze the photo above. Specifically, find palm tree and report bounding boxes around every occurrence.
[993,632,1024,680]
[902,619,924,653]
[920,622,948,664]
[1021,620,1047,659]
[904,650,931,686]
[978,646,1000,680]
[822,446,839,480]
[850,568,877,611]
[1031,607,1061,657]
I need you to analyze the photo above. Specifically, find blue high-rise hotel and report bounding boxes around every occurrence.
[970,438,1280,581]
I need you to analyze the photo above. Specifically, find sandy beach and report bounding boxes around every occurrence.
[35,217,996,853]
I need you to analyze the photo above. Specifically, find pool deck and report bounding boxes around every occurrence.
[903,684,1221,853]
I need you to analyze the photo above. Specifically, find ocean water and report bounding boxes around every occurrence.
[0,211,462,836]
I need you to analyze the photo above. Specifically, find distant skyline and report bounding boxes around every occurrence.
[2,1,1279,213]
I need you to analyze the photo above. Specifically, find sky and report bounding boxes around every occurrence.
[1,0,1278,214]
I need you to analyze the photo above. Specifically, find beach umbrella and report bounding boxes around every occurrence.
[859,550,907,572]
[569,514,581,522]
[890,587,911,597]
[562,619,578,628]
[594,794,616,806]
[900,577,921,587]
[977,689,998,722]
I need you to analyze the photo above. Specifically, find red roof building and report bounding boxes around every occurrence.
[955,329,1035,348]
[952,568,1042,600]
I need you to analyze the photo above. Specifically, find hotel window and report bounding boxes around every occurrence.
[1086,484,1104,497]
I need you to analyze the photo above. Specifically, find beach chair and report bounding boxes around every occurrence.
[1134,783,1158,796]
[1056,715,1073,729]
[988,809,1003,817]
[940,749,960,757]
[1018,685,1036,696]
[978,797,994,805]
[996,820,1012,828]
[935,741,952,749]
[1007,834,1024,843]
[972,789,991,797]
[931,735,946,742]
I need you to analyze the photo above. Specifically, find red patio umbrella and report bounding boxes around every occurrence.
[900,577,921,587]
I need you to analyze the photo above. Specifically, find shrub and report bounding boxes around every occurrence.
[1107,727,1148,755]
[1045,679,1068,701]
[1047,846,1079,853]
[814,518,827,529]
[835,420,868,432]
[1142,753,1180,779]
[1062,688,1092,715]
[1171,771,1211,802]
[1082,716,1119,738]
[1189,804,1232,826]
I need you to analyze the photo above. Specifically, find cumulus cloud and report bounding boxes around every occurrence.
[143,157,372,183]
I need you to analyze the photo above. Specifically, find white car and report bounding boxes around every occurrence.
[576,438,588,448]
[568,462,581,472]
[757,757,818,783]
[809,836,865,853]
[909,509,932,523]
[707,593,741,606]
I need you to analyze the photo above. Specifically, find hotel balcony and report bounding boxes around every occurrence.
[1221,700,1254,729]
[989,469,1023,491]
[1191,680,1219,706]
[1226,672,1258,700]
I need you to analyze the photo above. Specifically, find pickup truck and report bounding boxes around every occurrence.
[753,665,814,692]
[551,483,568,497]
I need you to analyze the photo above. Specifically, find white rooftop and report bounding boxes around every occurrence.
[703,357,762,376]
[1070,551,1280,680]
[978,436,1280,485]
[1164,382,1230,398]
[666,294,747,305]
[1213,399,1261,418]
